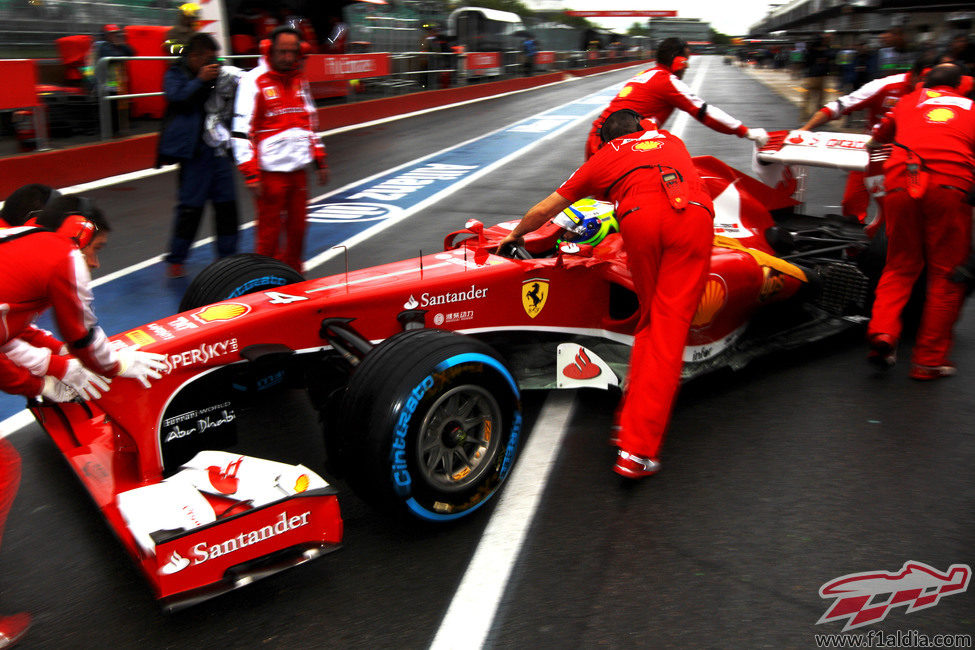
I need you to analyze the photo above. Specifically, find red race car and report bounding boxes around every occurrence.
[29,146,879,609]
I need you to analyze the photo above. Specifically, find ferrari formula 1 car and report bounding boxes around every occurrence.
[29,135,879,609]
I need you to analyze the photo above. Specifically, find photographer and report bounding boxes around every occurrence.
[157,32,239,279]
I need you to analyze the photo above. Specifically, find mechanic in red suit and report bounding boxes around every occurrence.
[798,54,936,232]
[865,63,975,380]
[499,110,714,478]
[0,195,168,399]
[233,25,328,273]
[0,187,99,401]
[0,436,29,647]
[585,38,769,160]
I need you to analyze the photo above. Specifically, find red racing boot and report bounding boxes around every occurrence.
[909,364,957,381]
[0,612,30,648]
[867,333,897,368]
[613,450,661,479]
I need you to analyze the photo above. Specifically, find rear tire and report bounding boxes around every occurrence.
[179,254,304,311]
[338,329,522,522]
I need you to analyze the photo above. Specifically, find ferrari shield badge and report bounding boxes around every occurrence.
[522,278,549,319]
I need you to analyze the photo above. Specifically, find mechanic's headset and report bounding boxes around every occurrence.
[260,26,310,59]
[57,197,98,249]
[598,109,645,144]
[22,191,95,247]
[664,39,690,73]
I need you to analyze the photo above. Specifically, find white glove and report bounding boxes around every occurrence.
[61,358,111,400]
[40,376,79,403]
[745,127,769,147]
[117,349,168,388]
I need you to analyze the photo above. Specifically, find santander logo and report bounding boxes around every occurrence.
[562,347,601,380]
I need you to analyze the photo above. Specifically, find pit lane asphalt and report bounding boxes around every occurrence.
[2,58,973,648]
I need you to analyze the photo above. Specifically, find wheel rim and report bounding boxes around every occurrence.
[415,384,503,492]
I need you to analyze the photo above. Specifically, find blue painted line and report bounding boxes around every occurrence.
[0,85,622,423]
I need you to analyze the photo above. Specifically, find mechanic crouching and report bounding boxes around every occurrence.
[0,195,170,646]
[498,110,714,479]
[865,63,975,380]
[0,195,168,401]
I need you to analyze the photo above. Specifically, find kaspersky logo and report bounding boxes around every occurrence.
[817,561,971,631]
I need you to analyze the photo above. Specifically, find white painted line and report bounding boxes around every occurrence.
[428,59,712,649]
[90,222,256,288]
[0,411,35,439]
[669,55,710,138]
[428,391,577,650]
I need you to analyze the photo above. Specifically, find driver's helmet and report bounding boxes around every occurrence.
[553,199,618,246]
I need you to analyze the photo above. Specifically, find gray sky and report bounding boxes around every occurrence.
[565,0,778,37]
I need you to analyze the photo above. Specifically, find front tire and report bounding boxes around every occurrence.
[338,329,522,522]
[179,254,304,312]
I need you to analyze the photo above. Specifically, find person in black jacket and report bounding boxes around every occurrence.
[802,36,834,121]
[157,32,239,278]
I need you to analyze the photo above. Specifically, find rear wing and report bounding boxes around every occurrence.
[753,130,891,205]
[756,130,883,171]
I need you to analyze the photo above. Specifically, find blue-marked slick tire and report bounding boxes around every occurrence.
[179,254,304,312]
[340,329,522,523]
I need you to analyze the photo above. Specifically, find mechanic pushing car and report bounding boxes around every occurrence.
[797,53,938,234]
[233,25,328,273]
[0,195,168,401]
[865,63,975,380]
[498,109,714,479]
[584,37,770,160]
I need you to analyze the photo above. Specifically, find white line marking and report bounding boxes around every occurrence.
[428,392,577,650]
[669,55,710,138]
[0,411,34,439]
[428,59,712,649]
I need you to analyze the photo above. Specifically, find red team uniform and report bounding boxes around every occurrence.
[0,227,121,396]
[559,124,714,461]
[585,65,752,160]
[869,84,975,374]
[233,53,326,271]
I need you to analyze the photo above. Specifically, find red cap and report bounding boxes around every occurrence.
[104,24,122,33]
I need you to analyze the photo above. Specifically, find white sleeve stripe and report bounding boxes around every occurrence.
[0,339,51,377]
[699,103,742,130]
[70,249,98,331]
[232,71,259,166]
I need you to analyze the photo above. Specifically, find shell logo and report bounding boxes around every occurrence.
[125,329,155,348]
[924,90,943,99]
[633,140,662,151]
[294,474,309,493]
[924,107,956,124]
[692,277,727,328]
[193,302,251,323]
[760,267,785,302]
[619,85,634,98]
